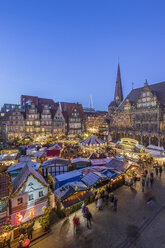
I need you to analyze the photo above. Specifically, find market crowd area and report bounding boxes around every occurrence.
[31,168,165,248]
[0,135,165,248]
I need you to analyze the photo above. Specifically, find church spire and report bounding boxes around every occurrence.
[114,63,123,106]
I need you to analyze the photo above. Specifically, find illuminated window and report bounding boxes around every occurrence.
[1,113,4,116]
[39,191,44,197]
[29,194,34,201]
[17,198,23,205]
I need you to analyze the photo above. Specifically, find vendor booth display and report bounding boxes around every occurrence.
[71,157,91,170]
[54,181,93,208]
[42,158,69,179]
[0,150,19,166]
[46,144,62,158]
[55,170,83,189]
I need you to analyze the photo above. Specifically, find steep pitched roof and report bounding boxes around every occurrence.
[60,102,85,121]
[12,164,48,194]
[117,81,165,111]
[21,95,56,108]
[114,64,123,103]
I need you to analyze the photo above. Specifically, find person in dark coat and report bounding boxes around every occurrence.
[159,167,162,177]
[113,197,118,212]
[27,224,33,240]
[85,208,92,229]
[150,176,154,187]
[155,167,158,176]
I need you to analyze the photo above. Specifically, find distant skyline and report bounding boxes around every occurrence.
[0,0,165,110]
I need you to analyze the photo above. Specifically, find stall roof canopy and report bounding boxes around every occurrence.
[7,161,40,172]
[80,135,105,146]
[102,169,120,179]
[12,164,48,194]
[54,181,87,201]
[55,170,82,182]
[71,157,90,164]
[91,158,112,166]
[79,166,107,175]
[81,171,107,187]
[42,158,69,167]
[106,158,130,173]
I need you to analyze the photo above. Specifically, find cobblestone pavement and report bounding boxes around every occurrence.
[31,169,165,248]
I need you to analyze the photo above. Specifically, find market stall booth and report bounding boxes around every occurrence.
[0,149,19,167]
[113,138,150,163]
[152,155,165,167]
[90,158,112,167]
[54,181,93,211]
[41,158,69,180]
[54,170,83,189]
[71,157,91,170]
[46,144,62,158]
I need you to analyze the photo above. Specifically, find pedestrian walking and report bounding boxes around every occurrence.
[97,196,103,210]
[145,169,148,177]
[81,203,86,217]
[133,175,137,186]
[109,193,114,209]
[159,167,162,177]
[85,208,92,229]
[146,176,149,187]
[155,167,158,176]
[142,178,145,192]
[27,223,33,240]
[73,215,79,234]
[150,176,154,187]
[105,189,109,205]
[113,197,118,211]
[150,170,154,179]
[129,178,133,189]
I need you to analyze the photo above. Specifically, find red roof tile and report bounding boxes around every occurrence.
[60,102,85,120]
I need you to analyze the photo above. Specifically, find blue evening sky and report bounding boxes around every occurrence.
[0,0,165,110]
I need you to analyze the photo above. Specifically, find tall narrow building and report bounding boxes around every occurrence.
[108,64,124,110]
[114,64,123,105]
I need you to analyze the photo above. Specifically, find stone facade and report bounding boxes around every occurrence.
[1,98,85,142]
[108,79,165,148]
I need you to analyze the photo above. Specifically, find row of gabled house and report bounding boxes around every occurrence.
[0,95,85,142]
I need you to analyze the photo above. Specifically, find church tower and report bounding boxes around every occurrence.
[108,64,123,110]
[114,63,123,106]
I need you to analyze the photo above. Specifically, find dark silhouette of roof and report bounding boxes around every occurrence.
[109,64,123,108]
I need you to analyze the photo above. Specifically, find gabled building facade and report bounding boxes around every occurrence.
[52,104,65,137]
[1,109,25,142]
[40,105,52,137]
[61,102,85,135]
[108,73,165,147]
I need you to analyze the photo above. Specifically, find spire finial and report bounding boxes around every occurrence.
[132,82,134,90]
